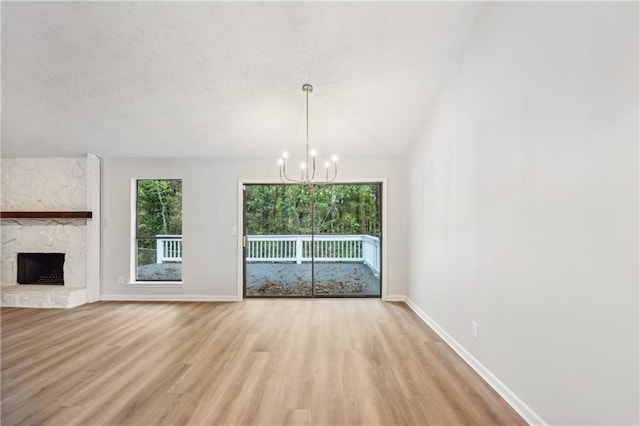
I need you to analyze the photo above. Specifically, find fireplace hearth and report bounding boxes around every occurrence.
[17,253,65,285]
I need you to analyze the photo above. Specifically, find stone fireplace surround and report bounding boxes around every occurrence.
[1,155,101,308]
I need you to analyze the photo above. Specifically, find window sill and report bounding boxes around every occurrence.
[127,281,183,288]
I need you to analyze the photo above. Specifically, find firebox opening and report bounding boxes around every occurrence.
[17,253,65,285]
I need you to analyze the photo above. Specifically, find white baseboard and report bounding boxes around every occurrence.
[384,294,407,302]
[403,297,546,426]
[101,294,240,302]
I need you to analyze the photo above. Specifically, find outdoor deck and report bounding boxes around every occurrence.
[136,262,380,296]
[246,263,380,296]
[138,234,381,296]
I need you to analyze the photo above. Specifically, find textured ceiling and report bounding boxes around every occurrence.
[1,2,482,158]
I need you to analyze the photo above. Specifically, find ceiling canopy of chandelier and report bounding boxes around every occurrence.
[278,84,338,185]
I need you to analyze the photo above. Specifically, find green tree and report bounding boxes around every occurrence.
[137,179,182,236]
[245,184,380,236]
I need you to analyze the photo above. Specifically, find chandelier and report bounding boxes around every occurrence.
[278,84,338,185]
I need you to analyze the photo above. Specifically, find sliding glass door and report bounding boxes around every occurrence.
[312,184,381,296]
[243,183,381,298]
[244,185,313,296]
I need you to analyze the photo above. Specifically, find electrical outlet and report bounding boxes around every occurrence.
[231,227,238,236]
[118,275,125,284]
[471,322,479,339]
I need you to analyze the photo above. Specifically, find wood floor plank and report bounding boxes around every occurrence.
[1,300,526,425]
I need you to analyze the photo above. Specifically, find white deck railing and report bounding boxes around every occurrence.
[156,235,182,263]
[360,235,381,277]
[155,234,381,276]
[246,234,381,276]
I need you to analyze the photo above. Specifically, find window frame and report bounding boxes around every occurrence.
[129,178,184,286]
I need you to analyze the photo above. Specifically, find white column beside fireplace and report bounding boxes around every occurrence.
[1,154,101,308]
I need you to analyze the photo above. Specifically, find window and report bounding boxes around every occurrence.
[134,179,182,282]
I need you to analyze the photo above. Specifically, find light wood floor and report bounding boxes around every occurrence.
[1,299,525,425]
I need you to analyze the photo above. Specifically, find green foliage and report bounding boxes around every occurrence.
[245,184,381,236]
[136,179,183,237]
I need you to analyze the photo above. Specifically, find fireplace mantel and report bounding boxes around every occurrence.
[1,211,92,219]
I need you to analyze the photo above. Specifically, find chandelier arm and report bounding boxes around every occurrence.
[327,162,338,183]
[310,157,317,182]
[281,165,305,184]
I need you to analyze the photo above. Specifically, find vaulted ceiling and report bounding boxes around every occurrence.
[1,2,482,158]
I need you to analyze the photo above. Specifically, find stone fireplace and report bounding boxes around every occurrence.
[1,155,101,308]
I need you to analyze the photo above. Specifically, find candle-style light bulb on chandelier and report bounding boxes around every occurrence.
[278,84,338,185]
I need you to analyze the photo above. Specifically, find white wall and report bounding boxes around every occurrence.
[407,2,639,425]
[102,156,408,299]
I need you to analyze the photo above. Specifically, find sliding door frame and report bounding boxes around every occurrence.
[237,178,388,300]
